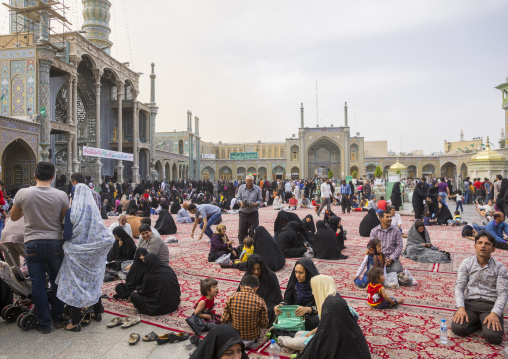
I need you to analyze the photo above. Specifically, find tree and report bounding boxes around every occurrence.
[396,169,401,174]
[328,169,334,179]
[352,170,358,179]
[374,166,383,178]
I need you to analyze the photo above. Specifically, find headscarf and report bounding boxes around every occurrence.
[253,226,285,271]
[126,199,138,214]
[137,253,181,316]
[284,258,319,306]
[310,275,337,317]
[391,182,402,209]
[496,178,508,211]
[114,199,121,212]
[154,209,177,235]
[296,294,371,359]
[214,224,229,243]
[274,211,290,234]
[313,220,341,260]
[276,222,307,258]
[359,208,380,237]
[436,203,453,225]
[323,209,336,225]
[190,325,248,359]
[125,248,148,291]
[414,219,426,241]
[108,226,137,262]
[170,200,181,214]
[302,214,316,235]
[242,254,282,307]
[56,183,115,308]
[366,238,384,268]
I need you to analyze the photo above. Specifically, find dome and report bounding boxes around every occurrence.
[470,137,506,161]
[390,158,407,170]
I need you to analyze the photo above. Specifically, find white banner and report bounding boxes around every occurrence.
[201,154,216,159]
[83,146,133,161]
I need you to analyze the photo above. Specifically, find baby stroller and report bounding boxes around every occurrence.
[0,244,36,331]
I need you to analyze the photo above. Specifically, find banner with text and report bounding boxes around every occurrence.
[230,152,258,160]
[83,146,134,161]
[202,154,216,159]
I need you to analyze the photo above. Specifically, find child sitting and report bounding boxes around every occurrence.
[423,211,436,226]
[448,211,461,226]
[236,236,254,263]
[353,239,385,288]
[194,277,221,330]
[366,268,404,309]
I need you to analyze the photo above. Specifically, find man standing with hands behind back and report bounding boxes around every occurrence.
[236,175,262,247]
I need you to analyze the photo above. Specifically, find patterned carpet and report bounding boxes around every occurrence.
[102,206,508,358]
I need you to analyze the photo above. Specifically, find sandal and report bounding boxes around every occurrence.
[65,323,81,332]
[106,316,125,328]
[129,333,140,346]
[121,316,141,328]
[142,331,159,342]
[81,312,92,327]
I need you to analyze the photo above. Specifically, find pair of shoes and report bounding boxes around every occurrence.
[35,324,51,334]
[156,332,190,345]
[129,333,140,345]
[106,316,125,328]
[121,316,141,328]
[81,312,92,326]
[65,323,82,332]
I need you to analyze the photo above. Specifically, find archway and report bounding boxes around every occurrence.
[272,165,285,180]
[307,137,341,178]
[441,162,456,179]
[350,166,359,177]
[178,164,182,178]
[247,166,257,180]
[2,139,36,190]
[407,165,417,178]
[422,164,435,178]
[365,164,376,178]
[383,165,391,177]
[155,160,163,179]
[258,167,267,180]
[291,166,300,180]
[460,163,468,179]
[219,166,232,181]
[165,163,170,180]
[350,144,359,161]
[291,145,299,161]
[237,166,246,180]
[202,166,215,181]
[172,163,177,180]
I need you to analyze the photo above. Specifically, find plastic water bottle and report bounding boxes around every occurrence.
[268,339,280,359]
[439,319,448,345]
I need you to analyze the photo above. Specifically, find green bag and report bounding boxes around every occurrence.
[272,305,305,332]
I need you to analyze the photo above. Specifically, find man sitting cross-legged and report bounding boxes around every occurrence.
[452,231,508,344]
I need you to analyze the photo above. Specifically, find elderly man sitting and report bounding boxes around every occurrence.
[109,214,133,237]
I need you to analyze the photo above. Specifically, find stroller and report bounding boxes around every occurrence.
[0,244,37,331]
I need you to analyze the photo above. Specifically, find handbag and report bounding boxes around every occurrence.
[272,305,306,332]
[185,314,206,336]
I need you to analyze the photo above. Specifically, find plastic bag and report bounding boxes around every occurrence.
[215,253,231,264]
[383,266,399,289]
[273,305,306,332]
[398,269,418,286]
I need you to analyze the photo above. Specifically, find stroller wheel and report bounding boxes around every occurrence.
[1,304,12,320]
[3,306,22,323]
[19,313,37,331]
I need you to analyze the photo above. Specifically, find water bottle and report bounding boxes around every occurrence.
[439,319,448,345]
[268,339,280,359]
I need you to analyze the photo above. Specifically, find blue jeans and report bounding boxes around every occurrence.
[464,190,469,204]
[25,239,65,330]
[200,213,222,240]
[376,209,384,215]
[0,217,4,239]
[354,256,373,288]
[375,297,398,309]
[472,224,485,232]
[438,192,447,204]
[456,201,463,212]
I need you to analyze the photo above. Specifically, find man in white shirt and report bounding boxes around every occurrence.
[108,214,132,237]
[390,206,402,231]
[317,178,332,216]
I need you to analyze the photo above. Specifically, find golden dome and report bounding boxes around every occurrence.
[390,158,407,170]
[471,137,506,161]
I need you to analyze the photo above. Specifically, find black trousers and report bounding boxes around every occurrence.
[238,211,259,247]
[341,195,350,213]
[70,298,102,325]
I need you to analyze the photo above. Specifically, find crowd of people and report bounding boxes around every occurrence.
[0,162,506,358]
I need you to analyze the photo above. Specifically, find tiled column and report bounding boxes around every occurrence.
[131,90,140,183]
[38,59,52,162]
[115,82,124,183]
[72,77,80,172]
[93,69,103,184]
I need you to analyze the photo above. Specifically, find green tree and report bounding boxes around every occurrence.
[396,169,401,174]
[328,169,334,179]
[352,170,358,179]
[374,166,383,178]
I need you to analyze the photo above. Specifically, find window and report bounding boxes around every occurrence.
[262,149,266,158]
[268,149,272,157]
[274,148,278,158]
[222,150,225,159]
[293,152,297,161]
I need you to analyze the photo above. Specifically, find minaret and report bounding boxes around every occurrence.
[195,116,200,179]
[195,116,199,136]
[81,0,113,54]
[300,103,304,128]
[149,63,158,179]
[460,129,464,141]
[495,77,508,147]
[344,102,348,127]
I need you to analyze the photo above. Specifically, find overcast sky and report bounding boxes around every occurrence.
[1,0,507,154]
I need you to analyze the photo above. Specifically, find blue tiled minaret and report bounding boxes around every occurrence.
[81,0,113,54]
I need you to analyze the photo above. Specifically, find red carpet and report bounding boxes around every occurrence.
[102,206,508,358]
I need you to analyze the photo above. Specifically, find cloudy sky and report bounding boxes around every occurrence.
[1,0,507,154]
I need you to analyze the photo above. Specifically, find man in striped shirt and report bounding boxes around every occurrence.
[340,180,351,214]
[370,210,403,273]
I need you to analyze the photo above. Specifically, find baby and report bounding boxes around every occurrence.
[366,268,404,309]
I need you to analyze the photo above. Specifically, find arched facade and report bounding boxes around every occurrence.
[2,139,36,189]
[272,165,285,180]
[201,166,215,180]
[237,166,246,180]
[291,166,300,180]
[350,144,359,160]
[307,137,341,178]
[291,145,299,161]
[219,166,232,180]
[258,166,267,180]
[422,164,435,177]
[350,165,359,176]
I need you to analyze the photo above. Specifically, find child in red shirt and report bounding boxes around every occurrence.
[366,268,403,309]
[194,277,221,330]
